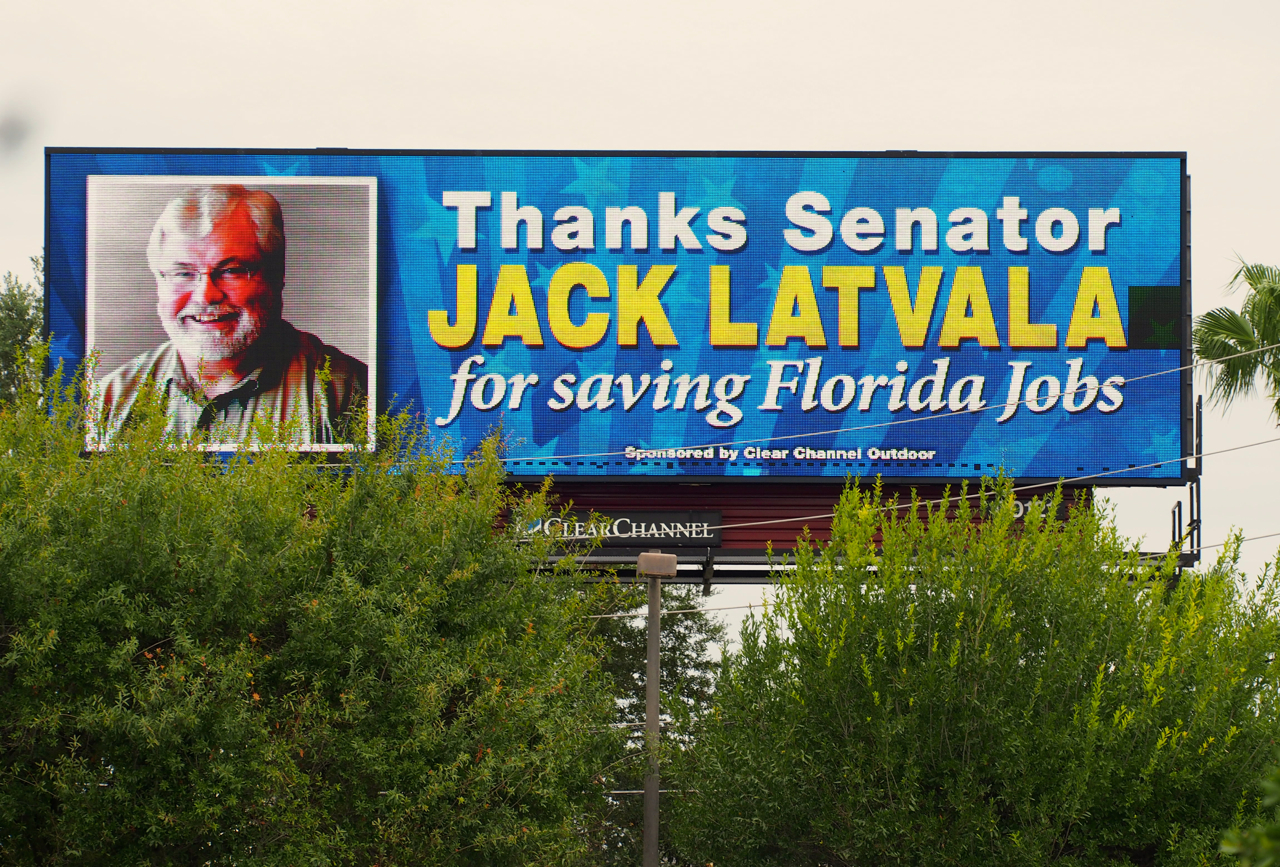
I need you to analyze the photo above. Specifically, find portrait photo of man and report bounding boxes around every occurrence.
[86,177,377,450]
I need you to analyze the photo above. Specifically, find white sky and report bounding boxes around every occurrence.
[2,0,1277,631]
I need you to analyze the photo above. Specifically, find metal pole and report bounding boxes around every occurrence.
[636,550,676,867]
[644,567,661,867]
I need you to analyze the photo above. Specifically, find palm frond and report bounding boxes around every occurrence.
[1204,261,1280,422]
[1230,260,1280,295]
[1194,308,1263,407]
[1241,287,1280,348]
[1194,307,1259,353]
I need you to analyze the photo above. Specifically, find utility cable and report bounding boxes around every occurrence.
[585,530,1280,620]
[1188,530,1280,555]
[587,603,763,619]
[552,435,1280,540]
[451,340,1280,465]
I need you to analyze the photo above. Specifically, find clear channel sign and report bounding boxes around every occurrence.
[45,149,1189,483]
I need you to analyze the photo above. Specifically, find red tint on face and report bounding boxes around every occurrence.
[154,204,282,370]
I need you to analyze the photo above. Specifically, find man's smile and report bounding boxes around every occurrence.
[183,310,240,326]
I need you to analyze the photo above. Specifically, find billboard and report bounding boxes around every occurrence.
[46,149,1189,482]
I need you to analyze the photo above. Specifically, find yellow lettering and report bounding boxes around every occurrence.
[428,264,478,349]
[481,264,544,347]
[1065,266,1127,348]
[883,265,942,348]
[708,265,757,347]
[548,262,611,350]
[1007,266,1056,348]
[938,266,1000,348]
[765,266,827,348]
[617,265,678,347]
[822,265,876,348]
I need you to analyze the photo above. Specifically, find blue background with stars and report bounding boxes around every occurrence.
[45,150,1187,482]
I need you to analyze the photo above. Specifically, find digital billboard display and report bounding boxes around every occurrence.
[46,149,1189,482]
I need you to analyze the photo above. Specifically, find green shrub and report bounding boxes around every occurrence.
[671,483,1280,867]
[1222,760,1280,866]
[0,380,617,866]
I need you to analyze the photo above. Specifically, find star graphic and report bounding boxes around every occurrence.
[692,174,743,213]
[530,262,556,291]
[1146,429,1181,460]
[560,158,621,208]
[658,268,693,307]
[757,264,783,291]
[260,159,305,176]
[413,195,461,264]
[678,157,736,185]
[1150,320,1174,348]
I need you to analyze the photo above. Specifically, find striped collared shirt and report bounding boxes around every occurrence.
[91,322,367,449]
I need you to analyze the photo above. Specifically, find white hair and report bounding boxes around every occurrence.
[146,185,286,284]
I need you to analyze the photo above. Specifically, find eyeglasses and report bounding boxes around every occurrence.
[159,265,262,289]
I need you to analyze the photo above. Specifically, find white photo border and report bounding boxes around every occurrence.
[85,174,378,452]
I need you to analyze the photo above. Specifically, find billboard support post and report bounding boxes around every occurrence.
[1191,395,1203,564]
[637,550,677,867]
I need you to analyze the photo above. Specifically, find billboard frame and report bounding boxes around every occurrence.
[45,147,1192,487]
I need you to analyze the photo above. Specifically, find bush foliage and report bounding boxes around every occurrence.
[0,257,43,405]
[0,381,618,866]
[1223,760,1280,867]
[670,483,1280,867]
[582,581,725,866]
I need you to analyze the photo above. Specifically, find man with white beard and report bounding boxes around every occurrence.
[91,185,367,447]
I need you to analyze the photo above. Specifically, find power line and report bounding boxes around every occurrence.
[585,531,1280,620]
[552,435,1280,540]
[589,603,771,619]
[588,603,759,619]
[1191,530,1280,555]
[455,341,1280,465]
